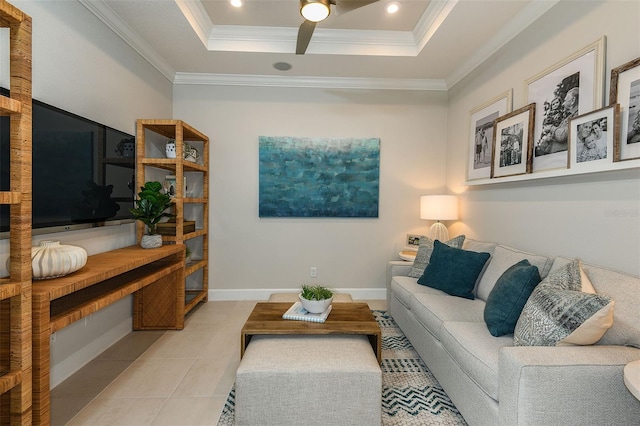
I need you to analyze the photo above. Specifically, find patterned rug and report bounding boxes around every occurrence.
[217,310,467,425]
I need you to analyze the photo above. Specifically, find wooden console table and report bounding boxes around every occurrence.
[31,244,185,426]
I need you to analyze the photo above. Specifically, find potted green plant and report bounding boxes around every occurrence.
[299,284,334,313]
[129,181,174,248]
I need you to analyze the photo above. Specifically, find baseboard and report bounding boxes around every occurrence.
[209,287,387,301]
[50,317,132,389]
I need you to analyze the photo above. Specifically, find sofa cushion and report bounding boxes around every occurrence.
[440,321,513,401]
[390,276,447,309]
[550,257,639,348]
[484,259,542,337]
[462,239,498,296]
[409,293,486,342]
[417,241,490,300]
[462,238,498,256]
[476,245,553,302]
[407,235,465,278]
[514,260,614,346]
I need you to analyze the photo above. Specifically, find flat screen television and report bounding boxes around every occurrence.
[0,88,136,236]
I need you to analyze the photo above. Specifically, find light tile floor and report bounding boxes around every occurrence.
[52,299,386,425]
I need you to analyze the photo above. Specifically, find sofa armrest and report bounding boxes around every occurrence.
[499,345,640,425]
[386,260,413,308]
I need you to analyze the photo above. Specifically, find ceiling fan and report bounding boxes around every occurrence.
[296,0,380,55]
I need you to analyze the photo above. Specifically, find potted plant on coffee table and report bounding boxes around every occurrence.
[299,284,334,313]
[130,181,174,249]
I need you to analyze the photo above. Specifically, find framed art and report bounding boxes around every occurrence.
[568,105,619,171]
[525,37,606,172]
[467,89,513,180]
[609,56,640,161]
[258,136,380,218]
[491,103,535,178]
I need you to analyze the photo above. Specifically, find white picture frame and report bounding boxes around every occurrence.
[467,90,512,181]
[568,105,619,171]
[525,37,606,172]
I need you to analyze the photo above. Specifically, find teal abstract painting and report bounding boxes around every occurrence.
[259,136,380,217]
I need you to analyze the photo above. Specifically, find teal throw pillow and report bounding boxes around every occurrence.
[483,259,541,337]
[408,235,465,278]
[417,240,490,300]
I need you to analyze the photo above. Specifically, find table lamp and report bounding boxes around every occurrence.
[420,195,458,241]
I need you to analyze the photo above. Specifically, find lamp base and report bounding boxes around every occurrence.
[429,222,449,242]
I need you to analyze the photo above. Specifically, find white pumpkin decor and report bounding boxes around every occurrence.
[30,240,88,280]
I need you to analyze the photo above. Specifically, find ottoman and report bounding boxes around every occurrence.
[235,334,382,426]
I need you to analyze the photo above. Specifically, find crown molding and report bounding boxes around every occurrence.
[79,0,175,82]
[174,72,447,91]
[445,0,560,88]
[82,0,559,91]
[413,0,458,52]
[209,25,417,56]
[174,0,213,47]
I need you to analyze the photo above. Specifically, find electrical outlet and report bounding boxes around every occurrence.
[310,267,317,278]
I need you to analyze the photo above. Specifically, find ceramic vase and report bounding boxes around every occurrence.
[141,234,163,249]
[165,140,176,158]
[30,240,88,280]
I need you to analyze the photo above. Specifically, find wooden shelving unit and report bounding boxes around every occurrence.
[136,119,209,316]
[0,1,32,424]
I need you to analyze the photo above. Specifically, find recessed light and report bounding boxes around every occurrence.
[385,1,400,14]
[230,0,243,8]
[273,62,292,71]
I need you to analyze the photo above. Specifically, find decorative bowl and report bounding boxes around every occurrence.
[299,293,333,314]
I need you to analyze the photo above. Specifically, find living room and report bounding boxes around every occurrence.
[1,0,638,424]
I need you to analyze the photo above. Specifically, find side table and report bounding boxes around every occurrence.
[624,360,640,400]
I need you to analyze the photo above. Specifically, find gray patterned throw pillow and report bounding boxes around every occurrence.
[513,260,613,346]
[408,234,465,278]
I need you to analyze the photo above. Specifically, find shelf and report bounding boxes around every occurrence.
[0,95,22,115]
[139,120,208,141]
[137,119,209,323]
[1,2,32,423]
[141,158,207,172]
[185,259,206,276]
[101,157,135,168]
[161,229,207,242]
[0,191,21,204]
[185,290,207,314]
[466,159,640,186]
[0,370,21,395]
[0,282,21,301]
[49,259,183,333]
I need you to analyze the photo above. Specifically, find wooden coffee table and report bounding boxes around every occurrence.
[241,302,382,363]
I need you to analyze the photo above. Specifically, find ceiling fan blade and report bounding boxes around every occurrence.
[335,0,379,15]
[296,20,316,55]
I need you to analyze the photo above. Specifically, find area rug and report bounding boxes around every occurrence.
[217,310,467,425]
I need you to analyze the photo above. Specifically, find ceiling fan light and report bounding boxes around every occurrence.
[385,1,400,14]
[300,0,331,22]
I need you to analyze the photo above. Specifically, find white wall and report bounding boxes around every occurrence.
[173,85,449,299]
[1,0,173,386]
[446,0,640,275]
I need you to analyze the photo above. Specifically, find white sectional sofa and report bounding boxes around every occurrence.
[386,238,640,426]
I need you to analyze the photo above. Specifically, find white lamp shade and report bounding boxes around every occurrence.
[420,195,459,221]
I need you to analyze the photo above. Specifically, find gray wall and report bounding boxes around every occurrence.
[173,85,449,299]
[1,0,173,386]
[446,0,640,275]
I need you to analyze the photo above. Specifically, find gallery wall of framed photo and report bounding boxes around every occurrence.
[466,36,640,185]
